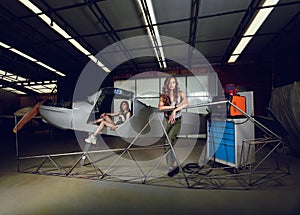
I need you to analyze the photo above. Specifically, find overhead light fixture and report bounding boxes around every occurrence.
[137,0,167,69]
[19,0,111,72]
[0,69,27,82]
[227,55,240,64]
[0,42,11,49]
[2,87,27,95]
[0,69,57,94]
[24,83,57,94]
[228,0,280,63]
[232,37,252,55]
[0,41,66,77]
[68,39,90,56]
[10,48,37,62]
[88,55,111,73]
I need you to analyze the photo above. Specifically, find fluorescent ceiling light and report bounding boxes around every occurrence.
[39,14,72,39]
[88,56,111,73]
[137,0,167,69]
[19,0,110,73]
[35,61,56,71]
[0,70,28,82]
[1,40,66,77]
[244,0,279,36]
[262,0,280,7]
[10,48,37,62]
[19,0,41,13]
[68,39,91,56]
[24,83,57,94]
[228,55,240,63]
[228,0,279,63]
[2,87,27,95]
[19,0,71,39]
[0,69,58,94]
[232,37,252,55]
[146,0,167,68]
[0,42,11,49]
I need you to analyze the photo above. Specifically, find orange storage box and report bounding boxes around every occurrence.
[228,95,246,117]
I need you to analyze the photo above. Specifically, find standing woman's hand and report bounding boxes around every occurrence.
[168,110,176,124]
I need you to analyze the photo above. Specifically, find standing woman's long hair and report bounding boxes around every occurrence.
[162,76,179,103]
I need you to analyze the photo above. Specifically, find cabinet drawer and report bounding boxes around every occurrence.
[209,121,234,129]
[208,132,235,144]
[215,144,235,163]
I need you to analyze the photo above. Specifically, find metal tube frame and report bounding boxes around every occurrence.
[15,100,290,189]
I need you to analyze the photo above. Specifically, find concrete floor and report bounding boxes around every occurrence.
[1,128,300,215]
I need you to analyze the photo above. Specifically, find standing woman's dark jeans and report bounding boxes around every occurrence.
[163,117,182,166]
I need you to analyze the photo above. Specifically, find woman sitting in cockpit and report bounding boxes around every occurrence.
[85,100,131,144]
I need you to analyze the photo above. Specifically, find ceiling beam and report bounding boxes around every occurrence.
[85,0,140,73]
[187,0,201,69]
[189,0,201,48]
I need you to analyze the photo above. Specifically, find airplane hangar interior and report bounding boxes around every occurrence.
[0,0,299,214]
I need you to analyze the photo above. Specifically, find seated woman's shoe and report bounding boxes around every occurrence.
[85,134,97,144]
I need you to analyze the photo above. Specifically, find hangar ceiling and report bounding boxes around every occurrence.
[0,0,299,95]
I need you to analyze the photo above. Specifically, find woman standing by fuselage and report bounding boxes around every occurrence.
[158,76,189,177]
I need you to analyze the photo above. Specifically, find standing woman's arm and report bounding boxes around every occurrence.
[176,91,189,110]
[168,91,189,124]
[158,94,174,111]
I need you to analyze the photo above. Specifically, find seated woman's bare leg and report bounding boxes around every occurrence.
[85,121,115,144]
[92,117,103,124]
[94,121,114,136]
[103,115,114,123]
